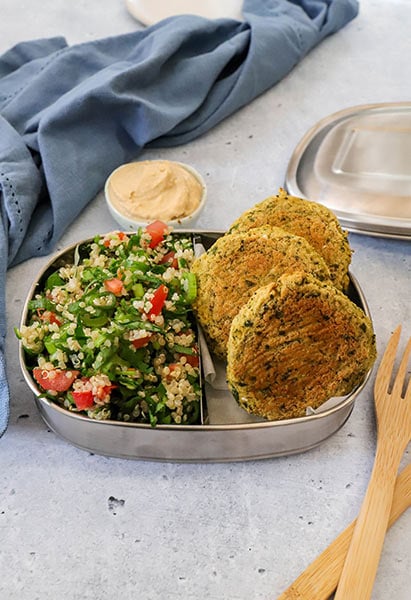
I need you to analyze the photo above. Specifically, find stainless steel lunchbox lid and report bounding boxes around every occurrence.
[285,102,411,240]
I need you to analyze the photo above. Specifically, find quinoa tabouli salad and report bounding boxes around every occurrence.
[16,221,202,426]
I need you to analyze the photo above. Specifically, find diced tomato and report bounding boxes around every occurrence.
[175,341,200,368]
[72,390,94,410]
[147,284,168,321]
[48,312,62,326]
[104,278,124,296]
[159,251,178,269]
[96,384,116,400]
[33,367,79,392]
[164,362,180,381]
[131,335,152,348]
[38,310,62,326]
[181,353,200,368]
[145,221,168,248]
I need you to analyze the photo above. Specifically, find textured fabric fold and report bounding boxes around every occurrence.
[0,0,358,437]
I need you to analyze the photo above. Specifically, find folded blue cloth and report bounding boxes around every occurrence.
[0,0,358,437]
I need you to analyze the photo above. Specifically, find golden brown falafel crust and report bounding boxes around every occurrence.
[226,272,376,421]
[191,226,331,358]
[229,188,352,291]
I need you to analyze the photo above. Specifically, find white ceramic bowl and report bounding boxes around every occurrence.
[104,160,207,230]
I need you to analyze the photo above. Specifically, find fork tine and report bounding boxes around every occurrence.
[405,373,411,401]
[391,334,411,397]
[404,338,411,401]
[374,326,402,395]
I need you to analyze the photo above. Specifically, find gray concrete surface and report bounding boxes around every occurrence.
[1,2,410,598]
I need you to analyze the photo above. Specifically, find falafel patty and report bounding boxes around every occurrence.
[226,272,376,421]
[191,226,331,358]
[229,188,352,291]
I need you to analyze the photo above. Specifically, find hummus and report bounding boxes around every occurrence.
[107,160,204,222]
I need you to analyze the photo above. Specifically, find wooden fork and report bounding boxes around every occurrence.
[277,463,411,599]
[334,326,411,599]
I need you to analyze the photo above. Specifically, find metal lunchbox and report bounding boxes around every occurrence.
[18,231,373,462]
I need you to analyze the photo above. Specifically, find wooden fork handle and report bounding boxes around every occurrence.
[277,464,411,600]
[334,448,404,599]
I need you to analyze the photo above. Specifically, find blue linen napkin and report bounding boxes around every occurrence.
[0,0,358,437]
